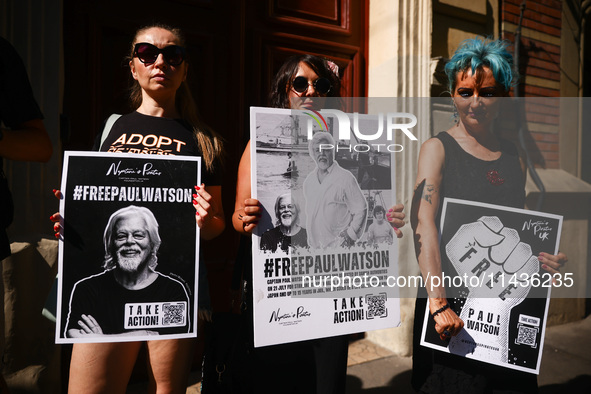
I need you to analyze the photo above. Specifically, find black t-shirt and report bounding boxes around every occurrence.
[260,226,308,253]
[96,111,221,185]
[94,111,222,312]
[65,270,191,336]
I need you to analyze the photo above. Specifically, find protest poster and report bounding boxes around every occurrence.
[250,106,402,347]
[420,198,564,374]
[55,151,200,344]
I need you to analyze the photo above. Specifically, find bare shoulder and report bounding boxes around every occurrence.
[418,137,445,168]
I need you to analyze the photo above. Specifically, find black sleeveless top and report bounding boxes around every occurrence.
[436,131,525,211]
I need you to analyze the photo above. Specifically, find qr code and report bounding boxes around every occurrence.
[162,303,186,326]
[515,324,538,348]
[366,293,387,319]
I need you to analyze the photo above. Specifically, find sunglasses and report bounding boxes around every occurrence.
[133,43,186,66]
[292,76,332,95]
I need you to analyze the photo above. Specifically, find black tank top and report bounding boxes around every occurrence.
[435,131,525,211]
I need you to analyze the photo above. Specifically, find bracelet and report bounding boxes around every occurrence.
[431,304,449,317]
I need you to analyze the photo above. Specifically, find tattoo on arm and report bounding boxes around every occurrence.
[422,184,437,204]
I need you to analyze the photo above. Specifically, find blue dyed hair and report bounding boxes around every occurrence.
[445,37,515,94]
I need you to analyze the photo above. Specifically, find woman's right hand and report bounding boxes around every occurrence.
[238,198,261,234]
[429,297,464,341]
[50,189,63,238]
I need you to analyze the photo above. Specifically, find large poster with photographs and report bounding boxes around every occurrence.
[250,107,401,348]
[55,152,200,344]
[420,198,563,374]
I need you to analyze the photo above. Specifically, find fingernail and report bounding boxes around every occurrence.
[196,212,200,216]
[193,199,197,205]
[542,264,548,269]
[54,233,59,238]
[388,208,393,212]
[393,227,399,231]
[52,189,56,193]
[193,194,197,198]
[194,185,200,191]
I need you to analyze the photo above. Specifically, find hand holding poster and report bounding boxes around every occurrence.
[420,198,563,374]
[55,152,200,344]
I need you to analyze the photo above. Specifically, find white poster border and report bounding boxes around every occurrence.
[55,151,200,344]
[250,106,401,348]
[420,197,563,374]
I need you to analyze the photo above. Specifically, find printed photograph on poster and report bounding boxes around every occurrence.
[250,107,401,348]
[55,151,200,344]
[420,198,563,374]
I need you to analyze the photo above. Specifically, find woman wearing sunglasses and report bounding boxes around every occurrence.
[62,24,225,393]
[231,55,405,393]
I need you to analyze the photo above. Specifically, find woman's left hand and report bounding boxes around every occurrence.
[50,189,63,238]
[193,184,218,229]
[539,251,567,274]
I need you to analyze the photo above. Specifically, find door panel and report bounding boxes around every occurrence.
[272,0,350,33]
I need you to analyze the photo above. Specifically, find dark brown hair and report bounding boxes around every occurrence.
[269,54,341,109]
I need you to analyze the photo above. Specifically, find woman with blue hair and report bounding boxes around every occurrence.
[411,37,567,393]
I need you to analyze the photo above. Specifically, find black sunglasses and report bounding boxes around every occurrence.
[133,42,186,66]
[292,76,332,95]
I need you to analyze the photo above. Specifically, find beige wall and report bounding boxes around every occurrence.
[432,0,499,59]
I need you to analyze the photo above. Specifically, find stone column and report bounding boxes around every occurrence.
[367,0,432,356]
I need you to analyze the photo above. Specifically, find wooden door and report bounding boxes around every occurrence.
[244,0,368,121]
[62,0,367,261]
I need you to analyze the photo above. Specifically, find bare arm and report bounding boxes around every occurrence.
[0,119,52,162]
[232,141,261,235]
[411,138,463,339]
[345,176,368,241]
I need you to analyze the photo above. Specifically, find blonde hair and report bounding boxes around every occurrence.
[128,23,223,171]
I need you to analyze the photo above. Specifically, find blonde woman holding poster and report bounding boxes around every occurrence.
[52,24,224,393]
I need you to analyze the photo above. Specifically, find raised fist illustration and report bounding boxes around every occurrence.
[444,216,539,362]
